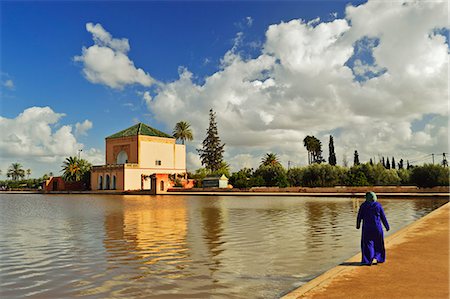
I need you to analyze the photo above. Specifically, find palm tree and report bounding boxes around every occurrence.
[261,153,281,166]
[26,169,31,179]
[62,156,91,182]
[62,157,82,182]
[7,163,25,181]
[173,121,194,145]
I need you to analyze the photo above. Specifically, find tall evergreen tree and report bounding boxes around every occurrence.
[353,150,360,166]
[398,159,404,169]
[407,160,411,169]
[198,109,225,172]
[382,157,386,168]
[369,158,373,166]
[328,135,337,166]
[386,158,391,169]
[391,157,396,169]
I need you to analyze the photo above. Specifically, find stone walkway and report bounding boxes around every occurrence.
[282,202,449,299]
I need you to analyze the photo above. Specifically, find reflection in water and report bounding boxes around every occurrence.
[0,194,447,299]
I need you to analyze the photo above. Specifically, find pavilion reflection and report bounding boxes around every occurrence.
[103,197,189,271]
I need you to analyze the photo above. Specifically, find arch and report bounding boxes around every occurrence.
[117,150,128,164]
[98,176,103,190]
[112,175,116,190]
[105,175,110,190]
[160,180,165,191]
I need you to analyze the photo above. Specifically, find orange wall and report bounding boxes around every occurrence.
[105,136,138,165]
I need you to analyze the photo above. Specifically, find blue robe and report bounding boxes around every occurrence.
[357,201,390,265]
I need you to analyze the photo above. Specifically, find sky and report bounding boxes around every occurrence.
[0,0,449,178]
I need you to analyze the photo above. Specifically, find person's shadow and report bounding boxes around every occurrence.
[339,262,364,266]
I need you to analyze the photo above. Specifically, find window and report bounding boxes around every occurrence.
[155,160,162,166]
[117,150,128,164]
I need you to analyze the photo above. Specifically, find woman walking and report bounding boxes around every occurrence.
[356,192,390,265]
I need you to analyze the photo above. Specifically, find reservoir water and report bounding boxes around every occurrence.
[0,194,447,298]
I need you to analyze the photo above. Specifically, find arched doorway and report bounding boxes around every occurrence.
[112,175,116,190]
[98,176,103,190]
[117,150,128,164]
[105,175,110,190]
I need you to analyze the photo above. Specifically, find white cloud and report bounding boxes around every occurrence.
[147,0,448,171]
[4,79,14,89]
[74,23,153,89]
[0,107,101,177]
[246,16,253,27]
[75,119,93,136]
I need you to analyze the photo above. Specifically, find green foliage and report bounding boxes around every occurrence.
[197,109,225,172]
[396,168,410,185]
[229,168,252,189]
[254,164,288,187]
[410,164,450,187]
[173,121,193,145]
[301,164,346,187]
[344,167,369,186]
[287,167,304,187]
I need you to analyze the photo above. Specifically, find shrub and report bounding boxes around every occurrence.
[253,164,288,187]
[410,164,450,187]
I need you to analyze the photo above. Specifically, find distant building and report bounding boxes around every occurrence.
[202,174,229,188]
[90,123,187,193]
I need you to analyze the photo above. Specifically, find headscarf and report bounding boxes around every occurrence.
[365,191,377,202]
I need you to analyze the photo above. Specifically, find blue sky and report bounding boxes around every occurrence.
[1,0,448,177]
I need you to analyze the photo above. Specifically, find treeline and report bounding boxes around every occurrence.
[229,163,449,189]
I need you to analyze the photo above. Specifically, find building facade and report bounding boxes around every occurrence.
[90,123,186,192]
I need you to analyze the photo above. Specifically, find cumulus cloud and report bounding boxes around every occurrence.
[147,0,448,171]
[0,107,102,176]
[75,119,93,136]
[74,23,153,89]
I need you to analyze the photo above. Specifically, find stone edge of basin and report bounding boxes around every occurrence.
[280,201,450,299]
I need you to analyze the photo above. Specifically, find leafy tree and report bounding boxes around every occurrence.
[344,167,369,186]
[301,164,346,187]
[7,163,25,181]
[26,169,31,179]
[173,121,194,145]
[353,150,360,166]
[61,156,91,182]
[287,167,304,187]
[410,164,449,187]
[391,157,395,169]
[254,164,288,187]
[397,168,410,185]
[212,161,231,178]
[198,109,225,172]
[328,135,337,166]
[229,168,252,189]
[261,153,281,167]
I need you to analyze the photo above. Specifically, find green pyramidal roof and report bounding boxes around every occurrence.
[107,123,174,139]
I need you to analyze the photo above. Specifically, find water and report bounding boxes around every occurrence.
[0,194,447,298]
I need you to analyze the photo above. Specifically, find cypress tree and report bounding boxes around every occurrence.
[353,150,360,166]
[369,158,373,166]
[382,157,386,168]
[197,109,225,172]
[386,158,391,169]
[391,157,396,169]
[328,135,337,166]
[398,159,404,169]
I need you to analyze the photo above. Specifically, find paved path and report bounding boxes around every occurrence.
[282,202,449,299]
